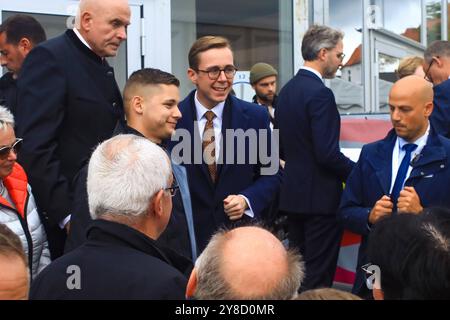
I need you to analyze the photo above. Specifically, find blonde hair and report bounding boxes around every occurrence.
[396,56,424,79]
[296,288,362,300]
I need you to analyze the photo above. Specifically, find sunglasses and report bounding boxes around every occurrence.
[0,138,23,160]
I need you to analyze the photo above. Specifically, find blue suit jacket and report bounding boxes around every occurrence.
[275,69,354,214]
[430,78,450,138]
[339,128,450,294]
[168,91,282,252]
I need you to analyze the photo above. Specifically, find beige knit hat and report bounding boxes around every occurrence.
[249,63,278,85]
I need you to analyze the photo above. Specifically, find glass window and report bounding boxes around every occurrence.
[171,0,293,101]
[373,0,422,42]
[427,0,442,44]
[378,53,397,113]
[329,0,364,114]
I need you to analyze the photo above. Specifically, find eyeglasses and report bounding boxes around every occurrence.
[164,182,179,197]
[196,66,238,80]
[0,138,23,160]
[337,52,346,60]
[424,57,437,83]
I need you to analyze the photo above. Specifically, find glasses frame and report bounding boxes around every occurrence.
[337,52,346,60]
[424,57,437,83]
[196,66,238,80]
[164,183,179,197]
[0,138,23,160]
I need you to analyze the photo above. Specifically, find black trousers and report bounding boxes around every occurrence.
[286,212,343,291]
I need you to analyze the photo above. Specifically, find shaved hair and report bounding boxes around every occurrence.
[391,75,433,105]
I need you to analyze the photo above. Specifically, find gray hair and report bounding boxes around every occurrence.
[302,25,344,61]
[194,228,304,300]
[424,40,450,63]
[87,134,172,220]
[0,106,15,131]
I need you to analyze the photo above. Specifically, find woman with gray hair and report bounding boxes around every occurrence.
[0,106,50,280]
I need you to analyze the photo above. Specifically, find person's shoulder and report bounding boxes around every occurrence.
[436,133,450,149]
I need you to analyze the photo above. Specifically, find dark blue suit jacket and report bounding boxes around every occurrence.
[168,91,282,252]
[430,78,450,138]
[276,69,354,215]
[339,128,450,294]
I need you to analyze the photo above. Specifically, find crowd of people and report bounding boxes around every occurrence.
[1,0,450,300]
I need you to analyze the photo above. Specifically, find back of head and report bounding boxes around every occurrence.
[0,224,29,300]
[0,14,46,46]
[301,24,343,62]
[188,36,232,70]
[424,40,450,64]
[123,68,180,114]
[368,209,450,299]
[396,56,424,79]
[296,288,362,300]
[193,226,304,300]
[87,134,172,221]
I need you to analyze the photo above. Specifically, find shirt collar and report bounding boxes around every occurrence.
[73,28,93,51]
[300,66,324,82]
[194,91,225,121]
[397,122,430,150]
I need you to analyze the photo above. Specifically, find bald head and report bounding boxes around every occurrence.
[76,0,130,57]
[390,76,434,142]
[190,226,304,300]
[391,76,433,105]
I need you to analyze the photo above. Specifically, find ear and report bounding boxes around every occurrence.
[372,288,384,300]
[18,38,32,55]
[251,84,256,90]
[80,11,93,32]
[131,96,144,115]
[187,68,198,85]
[424,101,434,117]
[317,48,328,62]
[186,268,198,299]
[435,57,444,68]
[152,189,165,219]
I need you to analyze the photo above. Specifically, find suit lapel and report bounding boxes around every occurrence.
[367,130,396,195]
[409,130,447,180]
[218,96,250,180]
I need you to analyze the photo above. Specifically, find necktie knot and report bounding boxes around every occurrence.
[205,111,216,122]
[402,143,418,154]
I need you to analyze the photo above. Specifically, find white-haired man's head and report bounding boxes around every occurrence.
[87,134,173,238]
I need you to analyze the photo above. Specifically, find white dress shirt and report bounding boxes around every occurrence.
[390,123,430,194]
[194,92,254,218]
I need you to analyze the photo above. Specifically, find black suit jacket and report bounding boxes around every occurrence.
[16,30,124,226]
[276,69,354,215]
[0,72,17,116]
[30,219,191,299]
[65,123,197,261]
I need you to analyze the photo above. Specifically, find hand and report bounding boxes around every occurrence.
[369,195,393,224]
[223,195,248,221]
[397,186,423,214]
